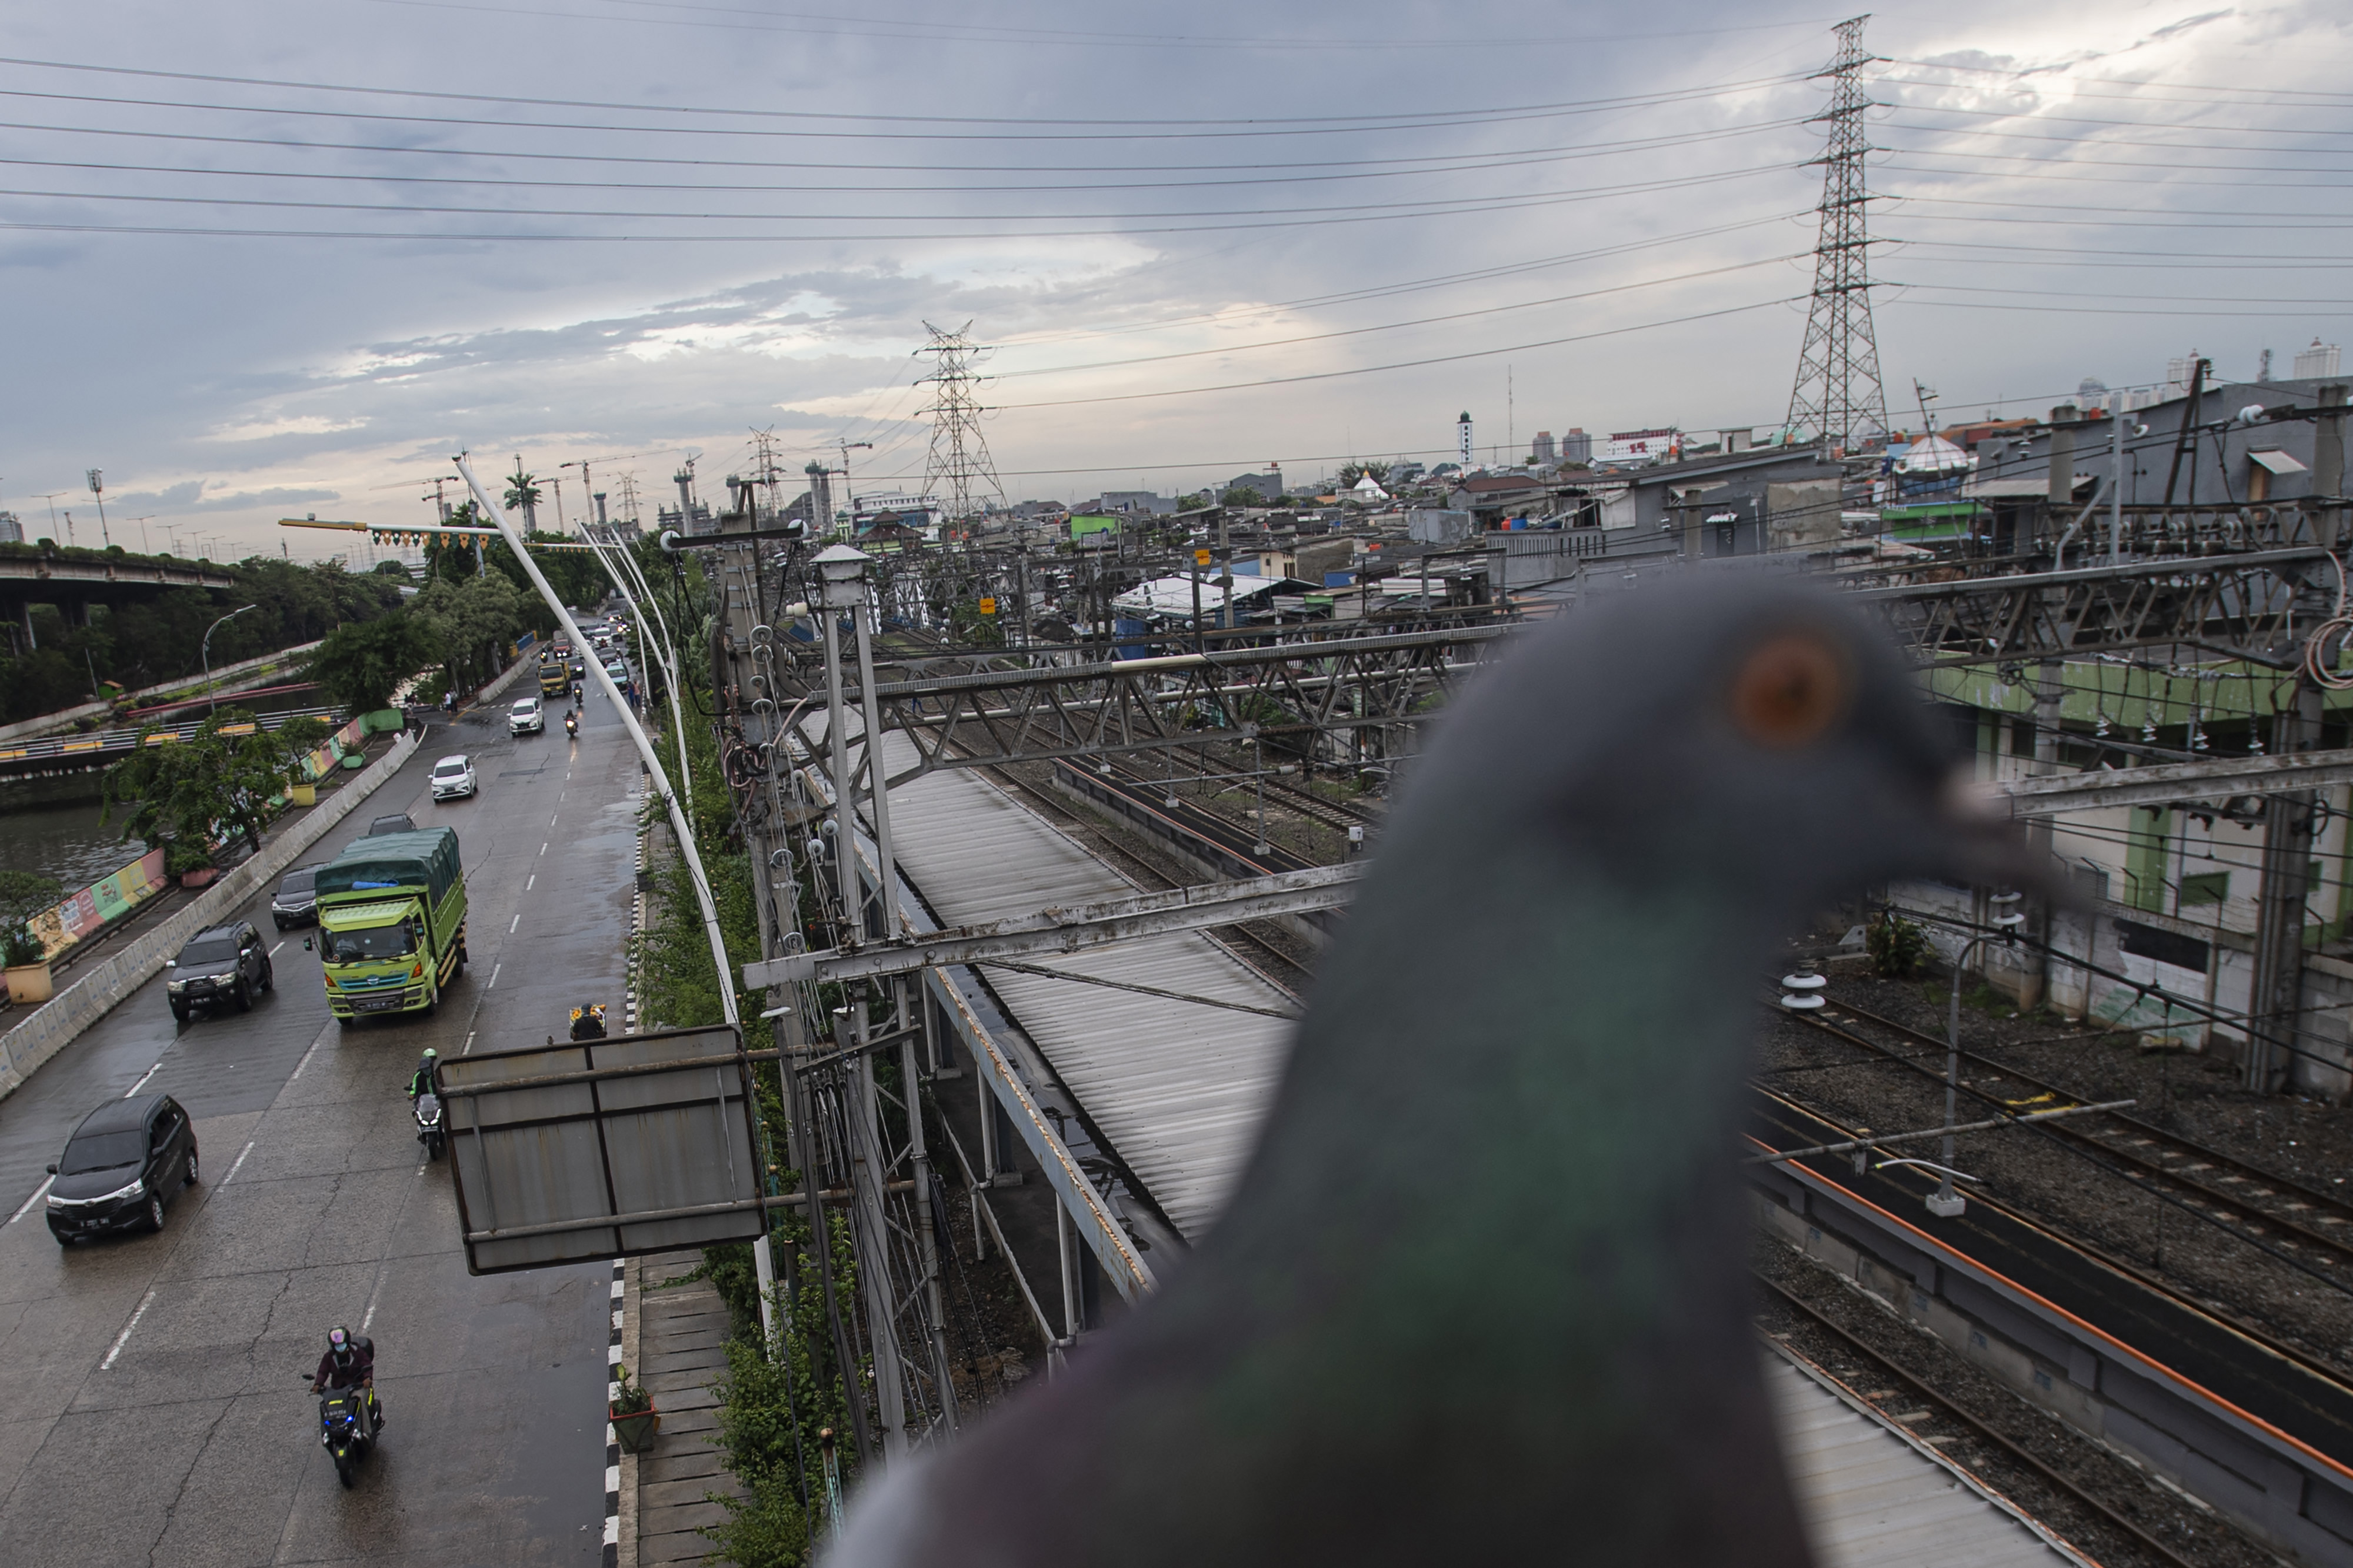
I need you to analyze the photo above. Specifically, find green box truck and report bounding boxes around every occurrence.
[315,828,469,1026]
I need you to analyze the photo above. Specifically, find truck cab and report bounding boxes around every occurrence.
[314,829,468,1027]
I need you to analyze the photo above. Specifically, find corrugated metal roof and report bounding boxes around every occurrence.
[1767,1355,2089,1568]
[879,743,1296,1239]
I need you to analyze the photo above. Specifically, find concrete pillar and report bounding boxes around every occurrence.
[2316,384,2346,499]
[2048,404,2081,504]
[2023,662,2065,1010]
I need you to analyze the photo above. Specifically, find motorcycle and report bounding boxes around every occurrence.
[414,1090,445,1160]
[569,1002,606,1041]
[309,1379,376,1487]
[564,708,578,738]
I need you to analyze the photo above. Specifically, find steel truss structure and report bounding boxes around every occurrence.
[859,624,1503,780]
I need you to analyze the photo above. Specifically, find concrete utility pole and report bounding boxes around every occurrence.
[2248,680,2322,1093]
[86,469,111,549]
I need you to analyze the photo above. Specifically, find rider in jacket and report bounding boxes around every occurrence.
[406,1047,438,1102]
[311,1325,382,1430]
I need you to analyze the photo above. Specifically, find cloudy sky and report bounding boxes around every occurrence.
[0,0,2347,559]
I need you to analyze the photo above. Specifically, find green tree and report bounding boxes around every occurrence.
[410,571,525,692]
[307,610,435,715]
[0,871,63,968]
[102,709,334,864]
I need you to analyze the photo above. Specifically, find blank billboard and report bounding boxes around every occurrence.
[440,1022,769,1275]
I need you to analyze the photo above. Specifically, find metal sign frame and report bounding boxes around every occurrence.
[438,1022,771,1276]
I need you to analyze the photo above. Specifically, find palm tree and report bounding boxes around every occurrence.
[505,458,544,531]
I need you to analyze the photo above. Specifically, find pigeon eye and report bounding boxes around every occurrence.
[1728,632,1848,749]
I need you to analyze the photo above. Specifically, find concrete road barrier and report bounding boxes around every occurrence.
[0,730,421,1100]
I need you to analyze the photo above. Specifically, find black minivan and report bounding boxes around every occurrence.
[46,1093,198,1243]
[272,863,324,930]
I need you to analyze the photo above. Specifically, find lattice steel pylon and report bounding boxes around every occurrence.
[915,321,1004,532]
[1785,15,1889,454]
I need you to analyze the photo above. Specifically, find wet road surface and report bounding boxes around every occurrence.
[0,681,644,1566]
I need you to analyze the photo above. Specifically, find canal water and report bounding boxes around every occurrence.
[0,680,327,899]
[0,793,145,896]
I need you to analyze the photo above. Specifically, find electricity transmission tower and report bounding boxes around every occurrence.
[1784,15,1889,454]
[915,321,1002,532]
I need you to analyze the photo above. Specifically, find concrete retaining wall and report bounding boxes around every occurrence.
[0,729,421,1100]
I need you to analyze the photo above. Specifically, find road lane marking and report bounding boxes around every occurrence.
[7,1176,54,1226]
[270,940,285,955]
[287,1025,331,1083]
[540,842,549,856]
[526,874,535,892]
[551,812,559,826]
[125,1060,164,1098]
[463,1030,476,1055]
[488,963,501,989]
[221,1139,257,1185]
[101,1287,159,1370]
[509,913,521,934]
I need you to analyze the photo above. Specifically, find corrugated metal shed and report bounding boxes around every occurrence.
[881,746,1297,1239]
[1768,1354,2089,1568]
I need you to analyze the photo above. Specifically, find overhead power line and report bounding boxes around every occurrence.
[0,55,1814,134]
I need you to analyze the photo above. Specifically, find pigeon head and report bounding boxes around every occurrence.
[1388,571,2031,922]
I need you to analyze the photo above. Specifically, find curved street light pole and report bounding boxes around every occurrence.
[202,604,259,716]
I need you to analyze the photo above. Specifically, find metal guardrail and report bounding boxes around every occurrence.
[0,705,343,767]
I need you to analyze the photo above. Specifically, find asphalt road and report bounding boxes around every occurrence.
[0,677,644,1566]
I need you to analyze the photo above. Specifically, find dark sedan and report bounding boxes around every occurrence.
[46,1093,198,1243]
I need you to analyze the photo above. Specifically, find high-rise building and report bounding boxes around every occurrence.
[0,511,19,544]
[1457,411,1474,467]
[2295,339,2342,380]
[1531,431,1555,463]
[1559,428,1592,463]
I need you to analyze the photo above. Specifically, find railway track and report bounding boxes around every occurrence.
[1787,998,2353,1279]
[970,757,1315,996]
[1752,1271,2205,1568]
[1745,1079,2353,1568]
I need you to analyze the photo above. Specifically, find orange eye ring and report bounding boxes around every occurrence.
[1729,631,1849,749]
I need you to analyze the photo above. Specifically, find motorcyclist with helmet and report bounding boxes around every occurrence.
[406,1048,439,1103]
[311,1325,382,1432]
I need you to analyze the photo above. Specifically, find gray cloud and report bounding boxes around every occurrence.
[0,0,2342,551]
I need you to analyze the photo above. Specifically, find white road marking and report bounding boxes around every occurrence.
[463,1030,476,1056]
[269,940,285,955]
[488,963,501,989]
[525,875,535,892]
[221,1139,256,1185]
[124,1061,164,1098]
[7,1175,54,1226]
[539,842,548,856]
[551,812,559,826]
[286,1026,331,1083]
[509,913,521,934]
[101,1288,159,1370]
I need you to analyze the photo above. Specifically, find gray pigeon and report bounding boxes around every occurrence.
[835,575,2033,1567]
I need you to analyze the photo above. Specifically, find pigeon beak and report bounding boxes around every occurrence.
[1932,770,2072,906]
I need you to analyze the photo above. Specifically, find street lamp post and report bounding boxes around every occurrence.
[202,604,259,715]
[1929,898,2028,1218]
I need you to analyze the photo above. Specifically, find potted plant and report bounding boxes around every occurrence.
[0,872,62,1006]
[609,1363,659,1453]
[287,780,317,806]
[167,842,218,889]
